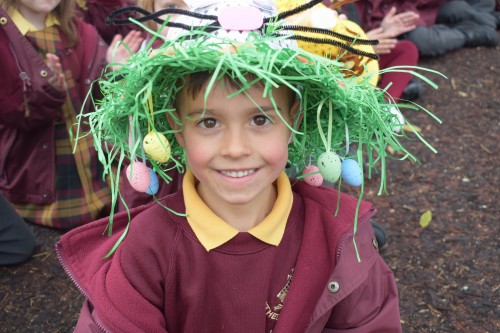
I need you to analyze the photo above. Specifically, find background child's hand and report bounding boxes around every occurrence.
[46,53,67,92]
[106,30,144,70]
[366,27,397,54]
[380,7,419,38]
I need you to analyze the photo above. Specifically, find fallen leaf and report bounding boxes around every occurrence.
[403,124,422,133]
[450,78,456,90]
[419,210,433,228]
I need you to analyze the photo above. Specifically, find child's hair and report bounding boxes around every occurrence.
[136,0,156,31]
[137,0,187,33]
[1,0,78,47]
[182,72,265,100]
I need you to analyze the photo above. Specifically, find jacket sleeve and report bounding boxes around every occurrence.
[0,10,66,131]
[76,0,134,45]
[0,72,66,130]
[324,255,402,333]
[73,300,106,333]
[59,206,174,333]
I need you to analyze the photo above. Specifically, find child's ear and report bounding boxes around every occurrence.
[290,100,302,129]
[167,111,186,148]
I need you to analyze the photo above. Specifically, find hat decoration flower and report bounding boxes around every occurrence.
[84,0,442,239]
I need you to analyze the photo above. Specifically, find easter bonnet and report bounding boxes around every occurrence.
[85,0,442,238]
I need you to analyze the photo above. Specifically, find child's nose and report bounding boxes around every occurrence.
[220,128,251,158]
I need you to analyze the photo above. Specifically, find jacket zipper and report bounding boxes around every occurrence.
[9,41,32,118]
[19,71,31,118]
[55,245,111,333]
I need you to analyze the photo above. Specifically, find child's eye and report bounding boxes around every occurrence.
[198,118,219,129]
[159,0,186,10]
[251,115,271,126]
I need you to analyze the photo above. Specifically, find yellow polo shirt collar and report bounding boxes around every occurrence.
[8,8,59,35]
[183,170,293,251]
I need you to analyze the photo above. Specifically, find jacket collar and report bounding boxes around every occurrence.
[8,8,59,35]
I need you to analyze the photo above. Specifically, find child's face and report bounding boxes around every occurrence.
[174,79,298,211]
[154,0,188,36]
[17,0,60,15]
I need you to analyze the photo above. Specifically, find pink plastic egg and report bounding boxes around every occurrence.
[126,161,150,192]
[218,6,264,31]
[302,165,324,187]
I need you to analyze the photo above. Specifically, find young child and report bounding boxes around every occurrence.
[57,0,439,331]
[0,0,142,229]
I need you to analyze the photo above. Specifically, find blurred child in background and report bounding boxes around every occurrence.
[0,0,141,229]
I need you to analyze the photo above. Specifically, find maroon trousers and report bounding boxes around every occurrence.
[378,40,419,99]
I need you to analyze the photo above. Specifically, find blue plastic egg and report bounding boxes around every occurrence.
[145,168,159,195]
[341,159,362,186]
[317,151,342,183]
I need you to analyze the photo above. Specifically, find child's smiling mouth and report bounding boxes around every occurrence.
[219,169,257,178]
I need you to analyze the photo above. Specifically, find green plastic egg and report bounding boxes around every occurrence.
[317,151,341,183]
[143,132,171,163]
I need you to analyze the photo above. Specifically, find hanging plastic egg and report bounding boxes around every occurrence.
[317,151,342,183]
[143,132,171,163]
[145,168,159,195]
[341,159,362,186]
[126,161,150,192]
[302,165,324,187]
[389,106,405,133]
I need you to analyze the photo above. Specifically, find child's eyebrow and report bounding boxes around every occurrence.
[186,106,282,119]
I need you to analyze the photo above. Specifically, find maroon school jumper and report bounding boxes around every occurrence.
[57,180,401,332]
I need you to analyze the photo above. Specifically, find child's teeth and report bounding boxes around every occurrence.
[222,170,255,178]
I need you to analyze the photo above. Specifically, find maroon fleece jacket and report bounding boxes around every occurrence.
[57,180,401,332]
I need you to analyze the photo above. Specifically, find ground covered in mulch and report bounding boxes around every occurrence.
[1,44,499,332]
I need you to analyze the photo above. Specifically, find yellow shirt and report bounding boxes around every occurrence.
[8,8,59,35]
[183,170,293,251]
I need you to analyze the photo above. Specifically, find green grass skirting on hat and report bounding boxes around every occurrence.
[76,23,444,247]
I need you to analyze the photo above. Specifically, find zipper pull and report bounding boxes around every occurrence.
[19,72,31,118]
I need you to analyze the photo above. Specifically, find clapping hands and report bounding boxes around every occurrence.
[380,7,419,38]
[106,30,144,71]
[366,7,419,55]
[46,53,67,92]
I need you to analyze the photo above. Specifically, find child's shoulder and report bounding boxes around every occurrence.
[291,180,374,220]
[57,192,184,286]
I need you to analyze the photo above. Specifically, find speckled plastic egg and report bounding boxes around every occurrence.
[145,168,159,195]
[302,165,324,187]
[341,159,362,186]
[317,151,342,183]
[126,161,150,192]
[143,132,171,163]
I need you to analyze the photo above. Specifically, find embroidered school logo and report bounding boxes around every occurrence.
[265,268,294,321]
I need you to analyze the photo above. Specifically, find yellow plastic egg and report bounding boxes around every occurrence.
[143,131,171,163]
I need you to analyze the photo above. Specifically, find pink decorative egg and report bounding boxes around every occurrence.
[302,165,324,187]
[125,161,150,192]
[218,6,264,31]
